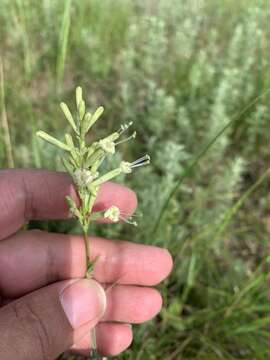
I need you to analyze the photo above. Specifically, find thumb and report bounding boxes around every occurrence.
[0,279,106,360]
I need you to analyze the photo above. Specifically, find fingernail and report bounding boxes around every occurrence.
[60,279,106,329]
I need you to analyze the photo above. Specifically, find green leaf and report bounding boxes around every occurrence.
[76,86,83,109]
[65,195,81,219]
[61,156,74,175]
[81,112,92,136]
[91,167,121,187]
[36,131,70,151]
[65,133,75,149]
[69,156,79,168]
[85,148,103,168]
[60,102,77,133]
[87,106,104,130]
[78,100,86,120]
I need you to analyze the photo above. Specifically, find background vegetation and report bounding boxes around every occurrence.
[1,0,270,358]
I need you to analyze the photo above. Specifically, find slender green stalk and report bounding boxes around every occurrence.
[14,0,32,77]
[0,59,14,168]
[83,230,91,270]
[56,0,72,92]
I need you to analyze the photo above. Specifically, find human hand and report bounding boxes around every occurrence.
[0,170,173,359]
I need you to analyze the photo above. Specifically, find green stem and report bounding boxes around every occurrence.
[83,225,99,359]
[83,227,91,274]
[0,59,14,168]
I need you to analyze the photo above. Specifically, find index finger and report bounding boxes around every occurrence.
[0,169,137,240]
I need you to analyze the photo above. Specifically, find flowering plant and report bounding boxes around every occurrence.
[36,87,150,358]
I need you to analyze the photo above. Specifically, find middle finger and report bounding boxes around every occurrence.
[0,230,172,297]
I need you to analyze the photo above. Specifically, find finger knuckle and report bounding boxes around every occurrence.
[10,299,52,360]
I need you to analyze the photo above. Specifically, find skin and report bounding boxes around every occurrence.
[0,170,173,359]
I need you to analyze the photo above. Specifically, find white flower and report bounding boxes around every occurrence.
[104,205,138,226]
[104,206,120,222]
[120,161,132,174]
[120,155,150,174]
[99,124,136,155]
[99,138,116,154]
[73,169,98,187]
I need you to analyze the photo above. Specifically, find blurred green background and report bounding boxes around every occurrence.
[1,0,270,358]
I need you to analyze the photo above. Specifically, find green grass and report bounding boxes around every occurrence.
[56,0,72,92]
[2,0,270,358]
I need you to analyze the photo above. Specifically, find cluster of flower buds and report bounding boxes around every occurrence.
[73,169,99,187]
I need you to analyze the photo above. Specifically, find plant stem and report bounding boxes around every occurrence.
[82,220,99,358]
[83,227,91,272]
[0,58,14,168]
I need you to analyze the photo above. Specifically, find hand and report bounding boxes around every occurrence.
[0,170,172,359]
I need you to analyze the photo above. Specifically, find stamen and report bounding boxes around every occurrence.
[119,211,142,218]
[104,206,139,226]
[120,216,138,226]
[115,131,136,145]
[118,121,133,135]
[131,154,150,165]
[120,155,150,174]
[131,161,150,169]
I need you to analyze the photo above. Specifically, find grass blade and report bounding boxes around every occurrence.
[0,59,14,168]
[56,0,72,92]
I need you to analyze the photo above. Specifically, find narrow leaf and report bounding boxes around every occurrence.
[66,195,81,219]
[60,102,77,132]
[81,112,92,136]
[64,134,78,160]
[91,167,121,187]
[79,100,85,120]
[36,131,70,151]
[76,86,83,109]
[62,157,74,175]
[65,133,74,148]
[87,106,104,130]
